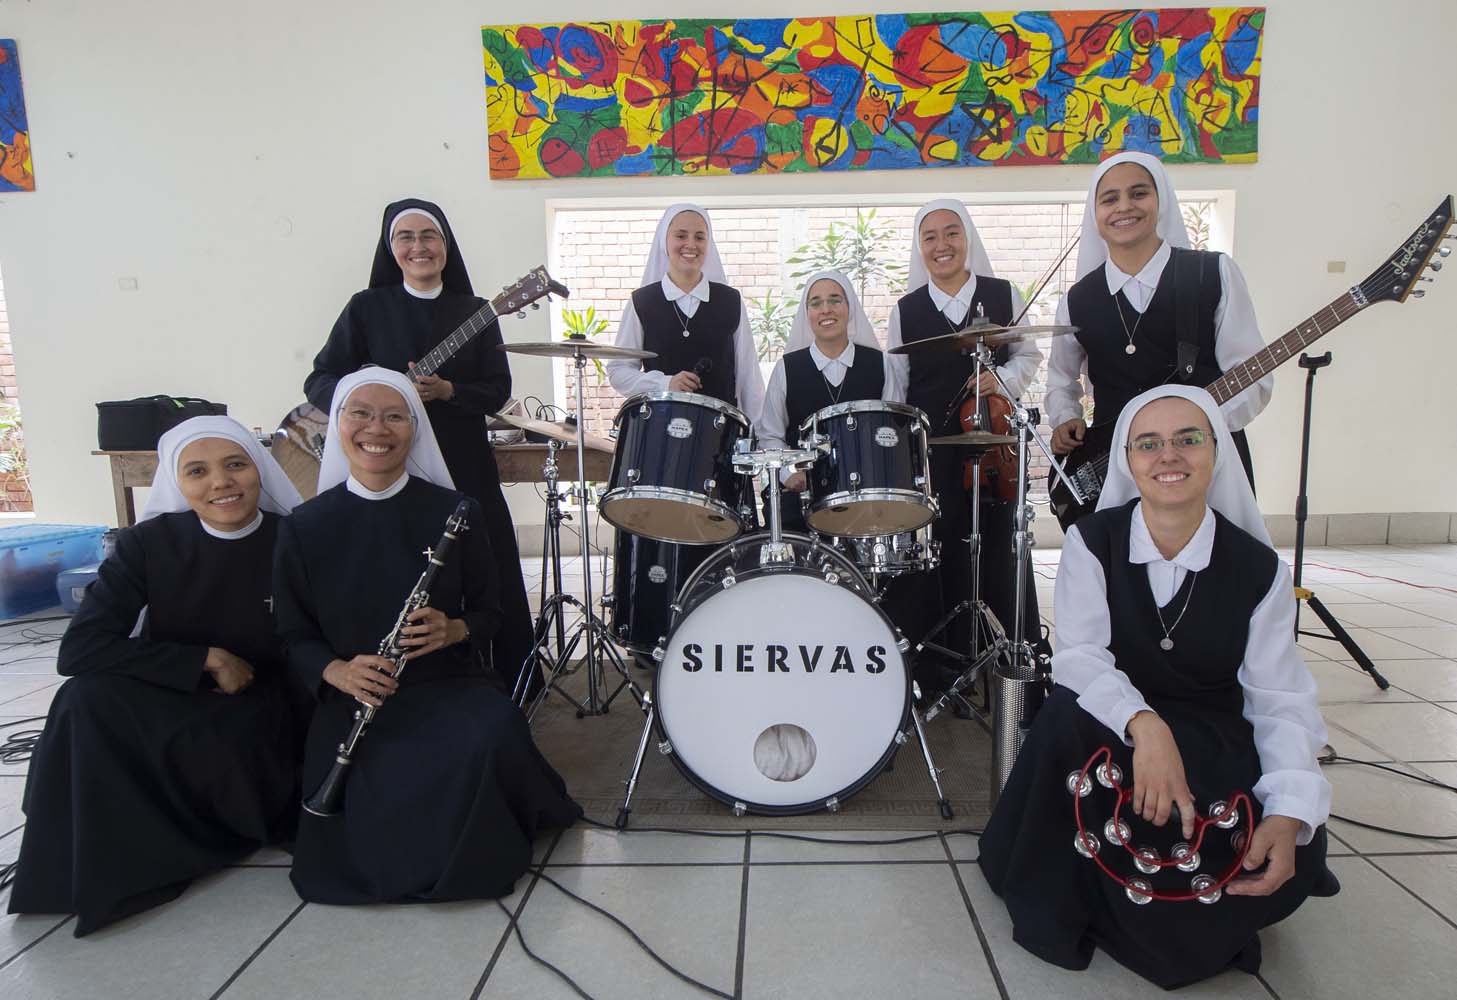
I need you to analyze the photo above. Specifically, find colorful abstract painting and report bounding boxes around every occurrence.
[482,8,1263,179]
[0,41,33,192]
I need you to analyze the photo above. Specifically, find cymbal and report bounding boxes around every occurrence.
[498,338,656,361]
[888,324,1078,354]
[928,431,1018,447]
[494,413,615,452]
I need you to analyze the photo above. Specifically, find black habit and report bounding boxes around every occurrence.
[274,477,579,904]
[305,197,534,686]
[978,501,1336,988]
[9,512,303,936]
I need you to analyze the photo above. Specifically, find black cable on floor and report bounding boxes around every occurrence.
[0,716,45,766]
[494,899,597,1000]
[1321,754,1457,840]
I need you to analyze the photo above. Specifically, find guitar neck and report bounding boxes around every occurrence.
[1205,290,1366,404]
[411,302,499,379]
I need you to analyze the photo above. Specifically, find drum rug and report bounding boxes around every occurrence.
[529,662,995,831]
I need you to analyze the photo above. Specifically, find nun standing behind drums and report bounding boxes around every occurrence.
[9,417,306,936]
[304,198,534,687]
[886,200,1042,674]
[1045,152,1270,487]
[275,369,579,905]
[978,386,1337,990]
[756,269,903,533]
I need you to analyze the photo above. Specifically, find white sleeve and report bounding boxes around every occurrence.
[886,305,911,397]
[882,351,906,403]
[1212,254,1272,432]
[607,299,671,397]
[734,301,766,424]
[1045,294,1089,428]
[1240,559,1332,845]
[1051,526,1153,744]
[757,361,790,450]
[997,286,1042,399]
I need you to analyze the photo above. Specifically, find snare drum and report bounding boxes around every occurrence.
[608,530,711,655]
[841,525,941,579]
[601,392,751,545]
[799,401,935,538]
[655,532,909,814]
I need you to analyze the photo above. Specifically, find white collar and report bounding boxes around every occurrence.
[927,273,977,313]
[198,510,264,540]
[1129,501,1215,571]
[346,472,410,500]
[403,282,444,300]
[660,273,710,304]
[1104,241,1171,297]
[809,340,854,370]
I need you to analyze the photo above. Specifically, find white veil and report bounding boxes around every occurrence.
[141,416,301,522]
[1074,151,1190,281]
[785,269,880,353]
[1096,384,1269,546]
[906,198,996,292]
[639,203,727,287]
[316,368,455,494]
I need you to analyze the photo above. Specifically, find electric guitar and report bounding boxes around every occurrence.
[272,266,569,499]
[1049,196,1455,531]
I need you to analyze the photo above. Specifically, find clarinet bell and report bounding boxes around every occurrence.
[302,755,351,817]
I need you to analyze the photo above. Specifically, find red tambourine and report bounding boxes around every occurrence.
[1068,746,1256,904]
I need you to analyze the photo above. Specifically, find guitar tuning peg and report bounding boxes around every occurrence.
[517,309,527,319]
[1420,276,1435,282]
[531,301,541,310]
[1430,261,1443,271]
[1412,289,1426,298]
[1440,246,1453,257]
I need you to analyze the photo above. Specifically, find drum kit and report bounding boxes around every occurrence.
[498,322,1088,826]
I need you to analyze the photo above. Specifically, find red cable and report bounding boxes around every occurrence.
[1304,562,1457,597]
[1071,746,1254,903]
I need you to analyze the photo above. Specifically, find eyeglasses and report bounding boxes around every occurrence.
[806,295,847,309]
[391,230,443,248]
[1127,429,1209,454]
[340,407,414,428]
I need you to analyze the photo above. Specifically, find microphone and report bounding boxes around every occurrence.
[692,357,713,378]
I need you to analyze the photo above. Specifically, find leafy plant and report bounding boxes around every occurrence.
[787,208,908,301]
[0,401,29,491]
[561,306,611,383]
[1182,200,1213,250]
[748,292,798,363]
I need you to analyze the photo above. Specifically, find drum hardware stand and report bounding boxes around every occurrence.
[513,337,637,719]
[1290,352,1389,689]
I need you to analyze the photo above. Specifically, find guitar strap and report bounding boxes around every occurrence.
[1172,249,1207,383]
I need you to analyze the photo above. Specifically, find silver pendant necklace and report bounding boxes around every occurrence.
[672,300,693,339]
[1115,294,1144,355]
[1154,570,1198,651]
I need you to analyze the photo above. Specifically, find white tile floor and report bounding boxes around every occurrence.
[0,544,1455,999]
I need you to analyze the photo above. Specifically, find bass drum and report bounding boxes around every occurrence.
[655,532,910,815]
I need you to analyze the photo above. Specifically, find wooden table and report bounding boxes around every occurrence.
[95,440,615,528]
[93,450,159,528]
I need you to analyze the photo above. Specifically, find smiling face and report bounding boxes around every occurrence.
[1127,396,1216,513]
[390,212,447,290]
[805,277,850,353]
[1094,162,1160,258]
[918,209,969,289]
[338,383,415,486]
[664,210,709,288]
[176,437,262,532]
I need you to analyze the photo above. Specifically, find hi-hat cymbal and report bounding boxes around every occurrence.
[928,431,1018,447]
[494,413,614,452]
[498,338,656,361]
[888,324,1078,354]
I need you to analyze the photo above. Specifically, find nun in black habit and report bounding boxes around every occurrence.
[8,417,305,936]
[304,198,533,686]
[978,386,1337,989]
[275,369,578,905]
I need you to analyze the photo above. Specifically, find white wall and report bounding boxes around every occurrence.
[1,0,1454,527]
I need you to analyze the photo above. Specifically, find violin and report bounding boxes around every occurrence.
[959,392,1019,502]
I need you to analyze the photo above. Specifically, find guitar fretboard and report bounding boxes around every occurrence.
[413,303,500,379]
[1206,292,1365,404]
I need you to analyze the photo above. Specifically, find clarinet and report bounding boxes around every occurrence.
[302,499,472,818]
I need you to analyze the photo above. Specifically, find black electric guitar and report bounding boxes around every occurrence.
[1049,195,1455,531]
[272,266,569,499]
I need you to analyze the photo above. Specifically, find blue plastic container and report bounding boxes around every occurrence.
[0,524,107,619]
[57,564,102,613]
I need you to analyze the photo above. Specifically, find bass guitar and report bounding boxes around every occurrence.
[272,266,568,498]
[1049,196,1454,531]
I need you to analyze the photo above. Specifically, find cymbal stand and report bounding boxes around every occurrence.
[514,341,633,720]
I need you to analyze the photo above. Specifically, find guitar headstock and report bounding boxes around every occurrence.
[1356,195,1454,307]
[490,266,571,319]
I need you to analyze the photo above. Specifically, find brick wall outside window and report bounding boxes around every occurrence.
[0,269,32,513]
